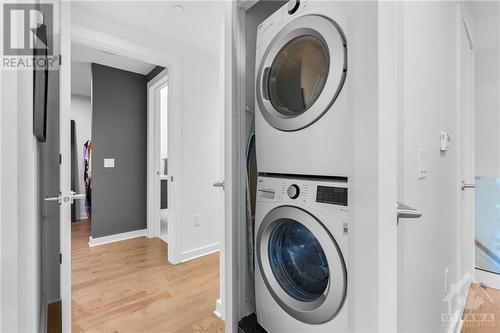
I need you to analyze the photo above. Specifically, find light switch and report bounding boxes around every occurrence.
[418,149,427,179]
[104,158,115,168]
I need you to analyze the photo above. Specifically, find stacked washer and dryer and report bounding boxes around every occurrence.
[254,0,352,332]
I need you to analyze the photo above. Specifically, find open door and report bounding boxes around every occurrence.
[58,3,75,331]
[43,3,77,331]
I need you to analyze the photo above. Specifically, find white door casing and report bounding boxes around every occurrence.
[458,13,475,287]
[59,2,72,332]
[147,70,168,240]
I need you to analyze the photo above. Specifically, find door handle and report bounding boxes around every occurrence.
[44,192,62,204]
[397,202,421,225]
[44,191,86,205]
[262,67,271,101]
[70,191,86,203]
[461,181,475,191]
[213,181,225,189]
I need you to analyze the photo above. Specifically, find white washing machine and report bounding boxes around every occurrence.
[255,0,352,177]
[255,175,349,332]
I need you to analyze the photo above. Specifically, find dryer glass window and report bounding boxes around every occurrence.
[268,219,329,302]
[268,35,329,117]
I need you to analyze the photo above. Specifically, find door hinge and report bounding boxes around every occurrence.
[59,54,62,66]
[59,253,62,264]
[59,154,62,165]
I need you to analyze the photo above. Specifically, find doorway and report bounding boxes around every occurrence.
[49,9,227,330]
[147,71,171,245]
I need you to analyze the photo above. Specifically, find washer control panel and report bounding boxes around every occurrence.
[257,175,348,209]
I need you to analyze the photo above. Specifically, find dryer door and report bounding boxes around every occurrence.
[256,15,346,132]
[256,206,347,324]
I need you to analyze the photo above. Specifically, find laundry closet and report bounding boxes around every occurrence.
[236,1,381,332]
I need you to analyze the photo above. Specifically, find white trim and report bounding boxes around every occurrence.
[88,229,146,247]
[378,2,400,331]
[148,68,168,87]
[214,298,224,320]
[147,71,168,240]
[181,243,220,262]
[455,1,476,292]
[453,319,464,333]
[475,269,500,290]
[446,279,471,333]
[59,3,73,332]
[224,1,239,332]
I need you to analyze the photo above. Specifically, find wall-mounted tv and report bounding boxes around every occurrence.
[33,24,48,142]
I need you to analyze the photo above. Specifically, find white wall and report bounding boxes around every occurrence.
[71,94,92,220]
[1,65,42,332]
[71,4,223,259]
[474,7,500,178]
[396,2,470,332]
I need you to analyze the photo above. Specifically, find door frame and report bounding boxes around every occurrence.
[63,17,185,331]
[71,24,184,264]
[456,3,476,288]
[59,3,72,332]
[146,71,173,244]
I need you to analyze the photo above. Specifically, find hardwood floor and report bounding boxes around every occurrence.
[462,283,500,333]
[72,219,224,332]
[47,300,62,333]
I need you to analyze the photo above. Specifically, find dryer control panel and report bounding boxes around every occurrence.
[257,175,348,209]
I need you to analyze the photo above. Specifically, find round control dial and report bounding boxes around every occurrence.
[287,184,300,199]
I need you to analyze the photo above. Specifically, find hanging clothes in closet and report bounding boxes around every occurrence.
[83,140,92,218]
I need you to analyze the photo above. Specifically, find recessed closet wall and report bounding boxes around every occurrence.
[240,0,288,319]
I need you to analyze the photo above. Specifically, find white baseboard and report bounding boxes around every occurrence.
[447,279,471,333]
[88,229,146,247]
[214,298,224,320]
[181,242,220,262]
[475,268,500,290]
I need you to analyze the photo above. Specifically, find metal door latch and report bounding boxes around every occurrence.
[397,202,421,225]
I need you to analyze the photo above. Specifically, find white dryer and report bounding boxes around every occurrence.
[255,175,349,332]
[255,0,352,177]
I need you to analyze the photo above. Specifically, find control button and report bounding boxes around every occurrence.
[287,0,300,14]
[287,184,300,199]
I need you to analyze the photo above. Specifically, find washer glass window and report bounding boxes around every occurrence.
[268,35,329,117]
[268,219,330,302]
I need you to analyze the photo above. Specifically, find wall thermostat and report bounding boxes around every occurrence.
[440,131,451,152]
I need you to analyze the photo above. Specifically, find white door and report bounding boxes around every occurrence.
[458,18,475,285]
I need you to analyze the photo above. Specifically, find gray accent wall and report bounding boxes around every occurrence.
[91,63,147,238]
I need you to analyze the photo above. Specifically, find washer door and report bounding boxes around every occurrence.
[256,206,347,324]
[256,15,347,132]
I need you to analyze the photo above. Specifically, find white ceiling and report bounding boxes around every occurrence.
[71,1,225,56]
[71,43,156,96]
